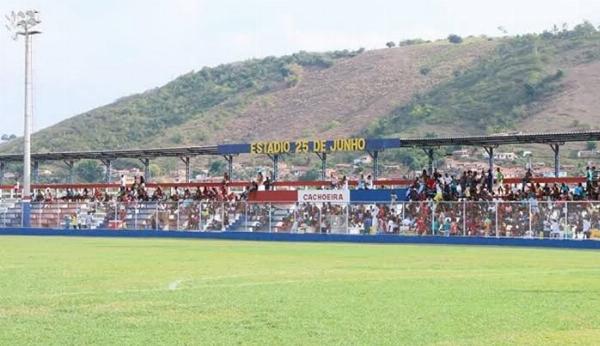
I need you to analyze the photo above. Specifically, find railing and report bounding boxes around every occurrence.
[0,176,589,200]
[1,200,599,240]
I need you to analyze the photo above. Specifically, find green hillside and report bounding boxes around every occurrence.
[0,50,363,153]
[1,23,600,179]
[367,22,600,138]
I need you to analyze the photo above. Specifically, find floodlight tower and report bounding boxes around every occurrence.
[5,10,41,201]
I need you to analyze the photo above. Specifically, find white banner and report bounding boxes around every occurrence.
[298,190,349,203]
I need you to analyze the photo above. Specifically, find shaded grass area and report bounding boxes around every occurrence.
[0,236,599,345]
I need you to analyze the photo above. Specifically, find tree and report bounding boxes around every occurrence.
[385,41,396,48]
[447,34,463,44]
[75,160,104,183]
[586,141,597,151]
[299,169,321,181]
[573,21,597,37]
[208,160,225,176]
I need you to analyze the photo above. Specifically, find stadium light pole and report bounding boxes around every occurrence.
[5,10,41,201]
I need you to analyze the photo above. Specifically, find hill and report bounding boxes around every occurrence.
[1,23,600,176]
[0,40,496,154]
[368,22,600,138]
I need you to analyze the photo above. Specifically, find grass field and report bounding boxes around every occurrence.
[0,236,599,345]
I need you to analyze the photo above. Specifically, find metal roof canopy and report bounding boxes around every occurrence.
[0,145,219,162]
[401,130,600,147]
[0,130,599,163]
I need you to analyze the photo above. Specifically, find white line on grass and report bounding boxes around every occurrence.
[167,279,184,290]
[11,268,600,300]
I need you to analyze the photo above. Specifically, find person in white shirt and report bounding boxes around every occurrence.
[387,218,396,234]
[341,176,349,190]
[583,219,592,239]
[120,175,126,191]
[550,219,561,238]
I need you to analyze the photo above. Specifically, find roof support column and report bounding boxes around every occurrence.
[268,154,279,182]
[0,161,5,186]
[33,160,40,184]
[140,158,151,182]
[315,152,327,180]
[179,157,190,183]
[367,150,380,181]
[64,160,75,184]
[550,143,563,178]
[483,146,497,192]
[422,148,434,175]
[101,159,112,183]
[484,146,494,173]
[223,155,234,180]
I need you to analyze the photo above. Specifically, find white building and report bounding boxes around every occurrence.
[482,151,518,161]
[452,149,470,159]
[577,150,598,158]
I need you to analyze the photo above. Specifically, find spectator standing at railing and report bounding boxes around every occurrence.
[341,176,349,190]
[365,174,374,190]
[560,182,570,196]
[496,167,504,186]
[120,174,126,192]
[70,213,79,230]
[84,211,93,229]
[522,168,533,190]
[44,188,53,202]
[486,169,493,192]
[357,174,366,189]
[459,171,467,195]
[34,190,44,202]
[256,172,265,191]
[574,183,585,200]
[362,211,372,235]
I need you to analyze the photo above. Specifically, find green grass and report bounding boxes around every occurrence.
[0,237,599,345]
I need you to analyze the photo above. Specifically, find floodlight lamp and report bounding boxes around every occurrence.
[17,11,24,18]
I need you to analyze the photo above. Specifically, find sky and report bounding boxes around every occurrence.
[1,0,600,136]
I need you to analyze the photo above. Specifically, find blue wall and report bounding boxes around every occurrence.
[1,228,599,250]
[350,189,408,202]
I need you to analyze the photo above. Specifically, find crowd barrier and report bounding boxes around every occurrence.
[1,199,599,240]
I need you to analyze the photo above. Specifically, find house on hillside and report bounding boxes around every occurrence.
[577,150,598,158]
[291,166,309,177]
[352,155,372,166]
[452,149,470,159]
[482,151,518,161]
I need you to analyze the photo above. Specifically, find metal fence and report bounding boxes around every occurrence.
[1,200,599,240]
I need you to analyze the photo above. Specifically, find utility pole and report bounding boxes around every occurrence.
[5,10,42,201]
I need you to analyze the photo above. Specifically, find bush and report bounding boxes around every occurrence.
[447,34,463,44]
[399,39,429,46]
[419,67,431,76]
[386,41,396,48]
[586,141,597,151]
[299,169,321,181]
